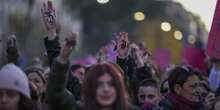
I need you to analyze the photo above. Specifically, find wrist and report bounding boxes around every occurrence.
[136,62,144,68]
[57,56,68,64]
[118,54,128,59]
[118,51,129,59]
[47,29,57,40]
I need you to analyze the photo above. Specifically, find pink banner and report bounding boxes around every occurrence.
[207,0,220,58]
[153,48,171,70]
[183,46,208,75]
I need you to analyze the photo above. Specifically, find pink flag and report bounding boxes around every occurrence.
[207,0,220,58]
[183,46,208,75]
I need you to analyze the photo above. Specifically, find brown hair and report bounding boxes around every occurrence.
[82,62,129,110]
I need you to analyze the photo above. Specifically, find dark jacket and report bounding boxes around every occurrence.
[44,36,82,102]
[7,47,19,65]
[67,74,81,101]
[46,59,77,110]
[117,56,153,105]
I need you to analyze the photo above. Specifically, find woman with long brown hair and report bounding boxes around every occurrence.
[83,62,129,110]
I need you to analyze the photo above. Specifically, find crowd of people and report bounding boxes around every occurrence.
[1,1,220,110]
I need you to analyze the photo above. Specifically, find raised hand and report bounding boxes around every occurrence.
[140,48,152,64]
[113,32,130,58]
[41,1,56,30]
[205,92,215,110]
[58,32,78,63]
[6,34,19,64]
[7,34,17,48]
[97,46,109,63]
[130,43,145,67]
[29,82,39,100]
[41,1,57,40]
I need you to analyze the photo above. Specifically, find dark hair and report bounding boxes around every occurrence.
[70,64,85,73]
[194,70,209,84]
[135,66,153,82]
[139,78,159,89]
[210,57,220,64]
[168,66,196,93]
[67,64,85,100]
[82,62,129,110]
[160,78,169,94]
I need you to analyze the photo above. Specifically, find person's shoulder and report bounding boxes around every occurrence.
[129,105,141,110]
[213,99,220,110]
[159,98,175,110]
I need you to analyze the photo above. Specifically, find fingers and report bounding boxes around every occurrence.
[8,34,16,41]
[41,2,48,26]
[114,32,129,49]
[29,82,38,91]
[70,32,78,40]
[41,2,47,16]
[7,34,17,47]
[97,46,109,63]
[114,32,128,41]
[116,32,128,41]
[41,1,57,30]
[10,34,16,39]
[100,46,108,54]
[205,92,215,105]
[43,2,47,10]
[111,40,116,46]
[65,32,78,47]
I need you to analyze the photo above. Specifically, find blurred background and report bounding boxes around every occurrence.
[0,0,217,71]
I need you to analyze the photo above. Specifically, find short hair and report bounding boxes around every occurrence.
[139,78,159,89]
[70,64,85,73]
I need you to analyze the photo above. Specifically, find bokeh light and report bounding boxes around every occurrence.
[97,0,110,4]
[174,30,183,40]
[161,22,171,32]
[134,11,145,21]
[188,35,196,44]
